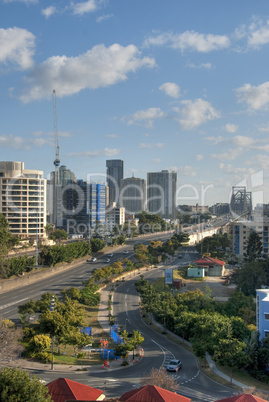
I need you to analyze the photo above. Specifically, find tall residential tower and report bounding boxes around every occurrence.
[147,170,177,220]
[0,161,46,238]
[106,160,123,206]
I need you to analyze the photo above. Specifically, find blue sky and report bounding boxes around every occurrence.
[2,0,269,207]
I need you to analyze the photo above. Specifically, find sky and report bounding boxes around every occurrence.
[2,0,269,207]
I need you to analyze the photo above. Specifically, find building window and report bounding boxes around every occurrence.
[265,313,269,320]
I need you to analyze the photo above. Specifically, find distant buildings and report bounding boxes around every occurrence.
[106,159,124,206]
[210,203,230,216]
[0,161,46,239]
[147,170,177,219]
[120,177,146,214]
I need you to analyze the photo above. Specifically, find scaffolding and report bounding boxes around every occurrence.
[230,186,252,218]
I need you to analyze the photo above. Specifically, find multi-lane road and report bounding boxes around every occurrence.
[0,232,235,400]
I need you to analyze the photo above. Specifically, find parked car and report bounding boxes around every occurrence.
[91,257,97,262]
[107,253,113,257]
[123,250,129,254]
[105,258,110,263]
[166,359,182,372]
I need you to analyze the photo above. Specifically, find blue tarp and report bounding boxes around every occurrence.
[80,326,92,336]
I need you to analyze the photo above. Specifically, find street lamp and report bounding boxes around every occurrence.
[49,295,56,370]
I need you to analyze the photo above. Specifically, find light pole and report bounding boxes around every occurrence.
[49,295,56,370]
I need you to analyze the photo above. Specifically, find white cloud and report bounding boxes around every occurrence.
[19,43,156,102]
[145,30,230,52]
[212,148,241,161]
[42,6,57,18]
[186,62,213,70]
[68,147,120,157]
[150,158,161,164]
[231,135,255,148]
[139,142,165,149]
[225,123,238,133]
[122,107,166,128]
[159,82,180,99]
[196,154,204,161]
[219,163,255,176]
[3,0,37,3]
[97,14,114,23]
[237,81,269,110]
[258,124,269,133]
[170,165,196,176]
[248,154,269,170]
[0,27,35,70]
[245,18,269,49]
[0,134,52,149]
[175,98,220,130]
[71,0,98,15]
[204,136,224,144]
[106,134,119,138]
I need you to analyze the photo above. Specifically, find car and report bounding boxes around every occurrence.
[107,253,113,257]
[123,250,129,254]
[91,257,97,262]
[105,258,110,263]
[166,359,182,372]
[178,254,183,258]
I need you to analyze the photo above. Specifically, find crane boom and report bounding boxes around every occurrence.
[53,89,60,168]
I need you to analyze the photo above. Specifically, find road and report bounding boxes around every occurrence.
[0,233,235,400]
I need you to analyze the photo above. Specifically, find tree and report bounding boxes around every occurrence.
[0,319,23,361]
[0,214,19,277]
[213,338,252,382]
[0,367,51,401]
[140,367,179,391]
[234,261,267,296]
[244,231,263,261]
[49,228,68,243]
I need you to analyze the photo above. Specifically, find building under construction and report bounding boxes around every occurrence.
[230,186,252,218]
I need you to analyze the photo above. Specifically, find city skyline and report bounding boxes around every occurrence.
[2,1,269,206]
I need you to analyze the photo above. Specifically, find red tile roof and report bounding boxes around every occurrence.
[215,394,268,402]
[119,385,191,402]
[195,256,225,266]
[46,378,104,402]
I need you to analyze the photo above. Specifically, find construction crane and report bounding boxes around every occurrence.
[53,89,60,170]
[52,89,60,226]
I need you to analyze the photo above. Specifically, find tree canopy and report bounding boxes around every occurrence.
[0,367,51,402]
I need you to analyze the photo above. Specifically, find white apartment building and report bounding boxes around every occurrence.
[106,202,125,231]
[230,213,269,257]
[0,161,46,239]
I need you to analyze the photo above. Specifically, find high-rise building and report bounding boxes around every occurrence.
[120,177,146,214]
[62,181,106,235]
[106,160,123,206]
[147,170,177,219]
[48,165,76,227]
[89,184,106,228]
[0,161,46,238]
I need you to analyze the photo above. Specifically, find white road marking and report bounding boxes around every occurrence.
[0,297,29,310]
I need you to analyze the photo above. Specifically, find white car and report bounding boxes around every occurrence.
[166,359,182,372]
[123,250,129,254]
[105,258,110,263]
